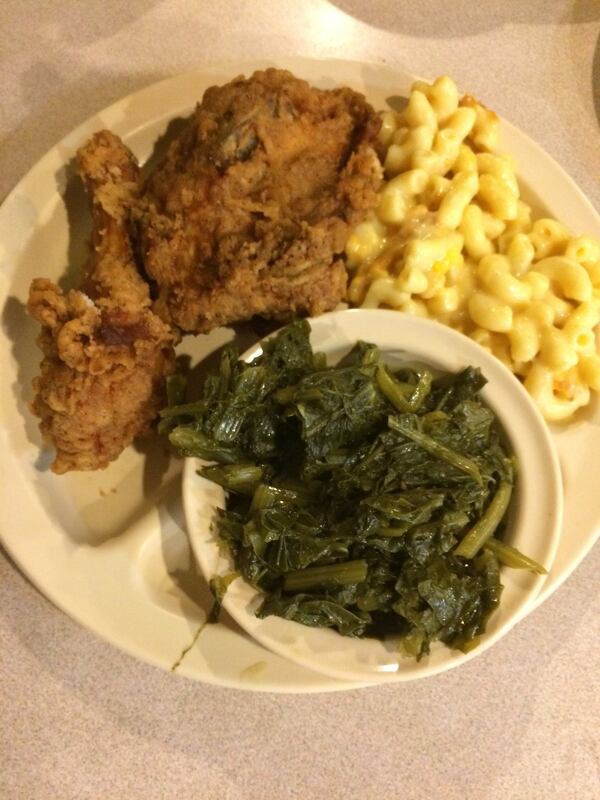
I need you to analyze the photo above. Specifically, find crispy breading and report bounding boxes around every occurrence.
[27,132,176,473]
[27,70,383,472]
[136,68,383,332]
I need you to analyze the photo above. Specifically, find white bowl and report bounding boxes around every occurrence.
[183,309,563,683]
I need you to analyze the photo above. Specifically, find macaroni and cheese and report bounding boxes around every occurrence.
[346,76,600,422]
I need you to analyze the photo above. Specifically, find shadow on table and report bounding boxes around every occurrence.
[328,0,600,37]
[1,60,169,203]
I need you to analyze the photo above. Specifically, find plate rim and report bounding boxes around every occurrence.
[183,308,564,683]
[1,56,598,691]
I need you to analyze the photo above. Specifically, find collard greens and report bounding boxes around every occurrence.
[165,320,543,659]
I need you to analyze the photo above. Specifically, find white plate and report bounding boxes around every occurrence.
[183,310,563,682]
[0,58,599,692]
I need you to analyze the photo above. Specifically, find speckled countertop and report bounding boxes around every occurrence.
[1,2,599,798]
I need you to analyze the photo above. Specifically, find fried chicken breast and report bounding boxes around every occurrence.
[27,132,176,473]
[136,68,383,332]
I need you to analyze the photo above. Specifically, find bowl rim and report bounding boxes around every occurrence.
[183,308,563,683]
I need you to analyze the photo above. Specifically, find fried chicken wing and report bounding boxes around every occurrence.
[136,68,383,332]
[27,132,176,473]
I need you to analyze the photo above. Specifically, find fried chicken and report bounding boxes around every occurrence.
[135,68,383,332]
[27,132,176,473]
[27,69,382,472]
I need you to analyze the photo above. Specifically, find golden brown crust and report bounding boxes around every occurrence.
[136,68,383,332]
[26,71,384,472]
[27,132,176,473]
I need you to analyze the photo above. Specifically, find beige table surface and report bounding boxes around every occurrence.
[1,1,599,798]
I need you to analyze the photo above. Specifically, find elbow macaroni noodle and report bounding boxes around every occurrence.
[346,76,600,422]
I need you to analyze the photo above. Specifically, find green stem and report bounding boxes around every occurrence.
[159,400,207,419]
[169,427,245,463]
[388,416,482,484]
[208,572,241,622]
[283,559,368,592]
[484,537,547,574]
[408,369,433,411]
[250,483,308,511]
[200,464,263,496]
[454,481,513,558]
[377,526,409,537]
[377,365,433,413]
[377,365,413,412]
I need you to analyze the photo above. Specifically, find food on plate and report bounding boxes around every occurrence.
[27,132,176,473]
[346,75,600,421]
[27,69,382,472]
[27,68,600,474]
[167,320,545,659]
[134,68,382,332]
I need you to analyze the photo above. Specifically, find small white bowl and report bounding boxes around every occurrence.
[183,309,563,683]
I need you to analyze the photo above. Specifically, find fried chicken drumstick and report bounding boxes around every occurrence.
[28,69,382,472]
[27,132,176,473]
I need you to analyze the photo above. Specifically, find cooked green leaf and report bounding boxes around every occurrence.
[165,321,533,659]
